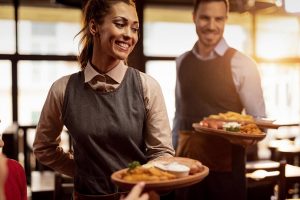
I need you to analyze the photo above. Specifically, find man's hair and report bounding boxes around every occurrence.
[193,0,230,13]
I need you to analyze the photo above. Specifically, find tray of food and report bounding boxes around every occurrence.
[111,157,209,192]
[192,122,266,141]
[206,111,299,129]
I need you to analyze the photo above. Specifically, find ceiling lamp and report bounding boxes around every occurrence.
[247,0,282,10]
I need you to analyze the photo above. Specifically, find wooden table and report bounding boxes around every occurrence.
[30,171,54,200]
[246,160,300,180]
[246,160,300,198]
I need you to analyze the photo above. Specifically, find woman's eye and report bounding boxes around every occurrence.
[115,23,125,28]
[131,27,139,33]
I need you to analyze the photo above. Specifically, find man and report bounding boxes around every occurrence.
[172,0,266,199]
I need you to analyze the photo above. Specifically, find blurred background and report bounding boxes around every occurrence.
[1,0,300,199]
[1,0,300,157]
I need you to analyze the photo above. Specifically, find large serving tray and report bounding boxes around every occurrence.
[204,117,299,129]
[192,123,266,141]
[253,119,299,129]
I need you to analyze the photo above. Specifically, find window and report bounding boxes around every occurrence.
[0,61,12,130]
[256,15,300,59]
[146,61,176,125]
[18,6,81,55]
[0,5,15,54]
[18,61,80,125]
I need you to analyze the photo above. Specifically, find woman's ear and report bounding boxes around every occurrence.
[89,19,98,36]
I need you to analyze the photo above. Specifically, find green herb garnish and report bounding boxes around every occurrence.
[128,161,141,171]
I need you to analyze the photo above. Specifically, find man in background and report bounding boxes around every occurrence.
[172,0,266,199]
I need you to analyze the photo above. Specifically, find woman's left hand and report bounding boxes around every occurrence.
[189,160,203,174]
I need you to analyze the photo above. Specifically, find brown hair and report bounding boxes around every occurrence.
[193,0,230,13]
[76,0,136,70]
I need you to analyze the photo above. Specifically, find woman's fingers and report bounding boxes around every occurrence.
[190,161,203,174]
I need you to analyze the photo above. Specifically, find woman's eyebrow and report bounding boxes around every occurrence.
[113,16,139,24]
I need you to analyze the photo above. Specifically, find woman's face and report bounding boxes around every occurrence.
[95,2,139,61]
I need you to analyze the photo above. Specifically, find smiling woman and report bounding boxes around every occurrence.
[32,0,175,199]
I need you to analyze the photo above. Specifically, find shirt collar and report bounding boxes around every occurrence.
[192,37,229,59]
[84,61,128,84]
[215,38,229,56]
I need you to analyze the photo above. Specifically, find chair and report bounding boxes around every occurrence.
[53,172,74,200]
[2,123,19,161]
[19,125,73,185]
[246,160,287,200]
[277,145,300,166]
[18,124,53,185]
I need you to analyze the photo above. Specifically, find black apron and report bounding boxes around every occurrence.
[62,67,147,196]
[174,48,246,200]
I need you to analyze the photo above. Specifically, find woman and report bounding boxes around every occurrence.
[0,153,7,200]
[0,137,27,200]
[33,0,175,199]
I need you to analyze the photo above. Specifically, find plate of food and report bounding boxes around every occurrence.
[192,120,266,141]
[253,119,299,129]
[111,157,209,192]
[206,111,299,129]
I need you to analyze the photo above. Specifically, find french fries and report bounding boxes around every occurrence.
[122,166,176,182]
[240,123,263,135]
[208,111,254,122]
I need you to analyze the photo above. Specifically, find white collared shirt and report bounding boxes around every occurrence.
[177,38,266,118]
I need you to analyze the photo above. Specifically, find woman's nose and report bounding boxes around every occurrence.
[123,27,131,37]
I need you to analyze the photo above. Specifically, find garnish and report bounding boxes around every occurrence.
[128,161,141,171]
[223,122,241,132]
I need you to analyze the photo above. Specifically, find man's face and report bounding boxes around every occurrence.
[193,1,227,49]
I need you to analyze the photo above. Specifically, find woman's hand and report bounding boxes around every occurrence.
[121,182,149,200]
[189,160,203,174]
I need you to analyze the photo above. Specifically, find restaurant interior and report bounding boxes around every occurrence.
[0,0,300,199]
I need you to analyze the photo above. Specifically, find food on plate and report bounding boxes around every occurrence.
[199,119,263,135]
[199,119,224,129]
[121,165,176,182]
[240,123,263,135]
[154,162,190,178]
[222,122,241,132]
[128,161,141,170]
[208,111,254,122]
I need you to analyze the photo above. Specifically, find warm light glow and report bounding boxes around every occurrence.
[285,0,300,13]
[257,16,299,59]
